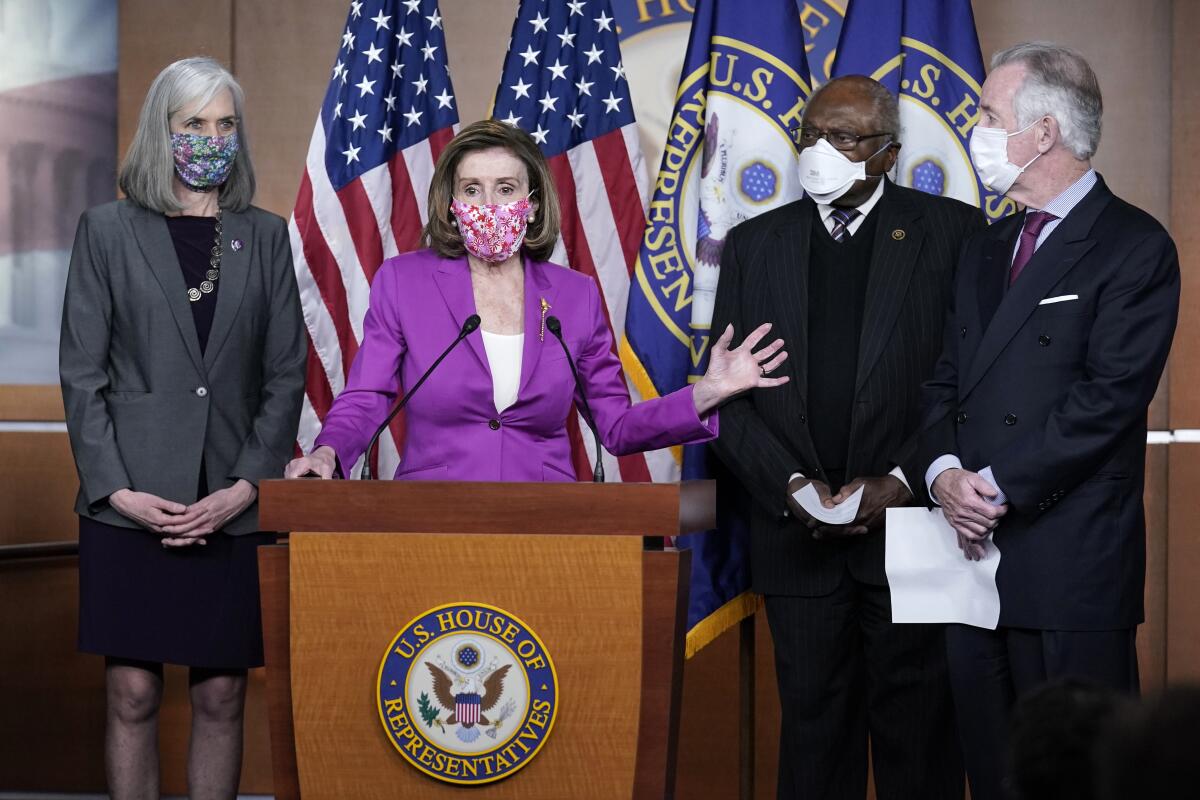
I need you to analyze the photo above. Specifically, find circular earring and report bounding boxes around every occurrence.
[526,215,535,223]
[450,217,458,227]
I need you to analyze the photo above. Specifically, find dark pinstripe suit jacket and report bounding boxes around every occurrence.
[710,180,984,596]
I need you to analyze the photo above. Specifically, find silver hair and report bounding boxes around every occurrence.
[805,75,901,144]
[118,57,255,213]
[991,42,1103,160]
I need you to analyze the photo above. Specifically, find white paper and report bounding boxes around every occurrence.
[792,483,863,525]
[885,507,1001,629]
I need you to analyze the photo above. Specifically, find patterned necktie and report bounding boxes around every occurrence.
[829,207,860,243]
[1009,210,1057,286]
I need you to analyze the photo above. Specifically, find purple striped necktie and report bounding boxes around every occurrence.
[1009,210,1057,286]
[829,207,860,243]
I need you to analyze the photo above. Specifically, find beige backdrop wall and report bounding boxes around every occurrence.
[2,0,1196,796]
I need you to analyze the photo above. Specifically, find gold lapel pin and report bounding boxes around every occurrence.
[539,297,551,341]
[892,229,906,240]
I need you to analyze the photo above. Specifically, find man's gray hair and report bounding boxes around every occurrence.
[118,57,255,214]
[991,42,1103,160]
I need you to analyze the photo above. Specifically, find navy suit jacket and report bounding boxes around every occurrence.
[916,175,1180,630]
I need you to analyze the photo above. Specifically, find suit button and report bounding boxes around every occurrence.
[956,411,967,424]
[799,414,806,424]
[488,419,501,430]
[195,387,208,398]
[1038,335,1052,346]
[961,326,968,338]
[1004,413,1018,425]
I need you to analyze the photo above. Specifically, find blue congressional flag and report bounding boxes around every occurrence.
[832,0,1018,221]
[621,0,812,657]
[798,0,850,86]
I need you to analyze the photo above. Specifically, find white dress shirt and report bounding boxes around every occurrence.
[481,331,524,414]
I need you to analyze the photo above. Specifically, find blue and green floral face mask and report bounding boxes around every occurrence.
[171,132,239,191]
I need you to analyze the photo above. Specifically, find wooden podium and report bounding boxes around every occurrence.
[257,479,714,800]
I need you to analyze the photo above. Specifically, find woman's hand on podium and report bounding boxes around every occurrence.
[285,445,338,479]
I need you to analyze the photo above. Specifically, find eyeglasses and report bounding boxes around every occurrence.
[789,126,893,151]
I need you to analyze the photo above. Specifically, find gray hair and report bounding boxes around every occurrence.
[118,57,255,213]
[991,42,1103,160]
[805,75,901,145]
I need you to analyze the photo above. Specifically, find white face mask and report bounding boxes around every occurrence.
[798,137,891,204]
[969,118,1043,194]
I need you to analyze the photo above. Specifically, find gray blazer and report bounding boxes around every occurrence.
[59,199,306,534]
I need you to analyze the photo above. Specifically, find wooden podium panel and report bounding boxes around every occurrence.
[289,532,644,799]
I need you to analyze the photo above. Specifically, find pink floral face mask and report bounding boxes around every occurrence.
[449,194,533,263]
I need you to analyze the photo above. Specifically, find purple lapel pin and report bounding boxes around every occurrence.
[231,238,244,252]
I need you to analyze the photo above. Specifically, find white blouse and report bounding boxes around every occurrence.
[481,331,524,413]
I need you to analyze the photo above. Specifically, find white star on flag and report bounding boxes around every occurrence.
[371,10,390,30]
[348,109,368,129]
[434,88,454,109]
[520,45,540,66]
[362,43,383,64]
[342,143,361,163]
[547,59,569,80]
[403,105,423,126]
[511,77,532,99]
[538,91,558,112]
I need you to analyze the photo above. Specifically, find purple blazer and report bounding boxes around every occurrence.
[314,249,717,481]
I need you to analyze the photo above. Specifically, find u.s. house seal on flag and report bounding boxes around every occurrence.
[376,602,559,785]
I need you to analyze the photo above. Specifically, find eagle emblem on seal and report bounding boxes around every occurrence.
[420,642,516,744]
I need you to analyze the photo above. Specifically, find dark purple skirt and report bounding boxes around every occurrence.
[77,516,274,669]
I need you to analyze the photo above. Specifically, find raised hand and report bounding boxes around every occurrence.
[692,323,789,415]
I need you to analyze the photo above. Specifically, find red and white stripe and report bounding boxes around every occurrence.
[291,115,455,479]
[548,123,664,483]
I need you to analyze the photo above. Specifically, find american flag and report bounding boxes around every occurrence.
[493,0,661,483]
[291,0,458,477]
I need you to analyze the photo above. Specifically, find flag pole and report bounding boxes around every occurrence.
[739,613,756,800]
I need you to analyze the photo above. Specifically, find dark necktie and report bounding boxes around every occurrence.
[829,207,860,243]
[1009,210,1057,286]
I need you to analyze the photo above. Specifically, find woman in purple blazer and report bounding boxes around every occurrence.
[286,120,788,482]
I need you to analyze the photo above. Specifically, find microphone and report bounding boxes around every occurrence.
[359,314,481,480]
[545,316,604,483]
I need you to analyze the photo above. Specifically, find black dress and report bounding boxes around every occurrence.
[77,215,273,670]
